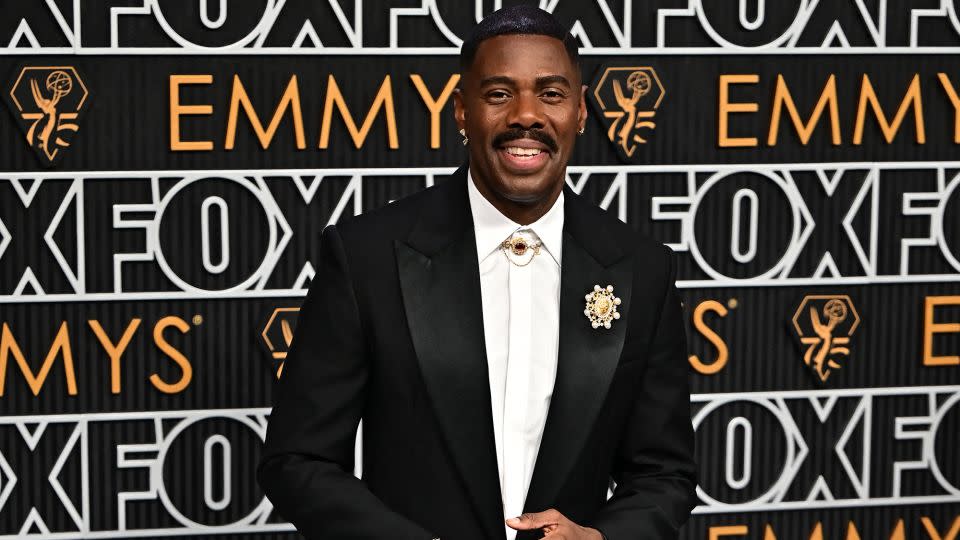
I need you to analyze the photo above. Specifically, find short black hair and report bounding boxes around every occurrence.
[459,5,580,74]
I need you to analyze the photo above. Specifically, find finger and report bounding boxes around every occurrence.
[505,510,562,530]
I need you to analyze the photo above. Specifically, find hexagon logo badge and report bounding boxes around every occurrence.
[588,65,665,162]
[791,295,860,384]
[4,65,90,166]
[261,307,300,379]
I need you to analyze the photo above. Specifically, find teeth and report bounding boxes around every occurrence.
[505,146,542,157]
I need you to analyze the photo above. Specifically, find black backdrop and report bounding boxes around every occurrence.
[1,1,959,539]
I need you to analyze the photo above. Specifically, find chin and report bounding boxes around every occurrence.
[497,179,555,204]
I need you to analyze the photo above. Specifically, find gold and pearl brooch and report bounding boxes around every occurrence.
[584,284,622,329]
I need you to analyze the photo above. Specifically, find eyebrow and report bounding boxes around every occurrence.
[536,75,571,88]
[479,74,572,89]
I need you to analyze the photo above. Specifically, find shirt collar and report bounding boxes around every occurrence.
[466,168,564,266]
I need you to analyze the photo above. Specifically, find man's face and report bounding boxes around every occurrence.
[454,34,587,205]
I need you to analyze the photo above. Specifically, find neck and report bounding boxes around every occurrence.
[469,166,564,226]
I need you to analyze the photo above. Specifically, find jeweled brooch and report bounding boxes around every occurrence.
[584,284,622,329]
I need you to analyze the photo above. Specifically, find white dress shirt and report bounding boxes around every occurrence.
[466,170,563,540]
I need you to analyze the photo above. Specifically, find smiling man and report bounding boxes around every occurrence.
[258,6,697,540]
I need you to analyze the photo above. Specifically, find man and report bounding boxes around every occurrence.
[257,6,697,540]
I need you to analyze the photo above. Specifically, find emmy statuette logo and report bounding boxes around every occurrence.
[791,295,860,384]
[261,307,301,379]
[588,66,665,162]
[4,66,89,166]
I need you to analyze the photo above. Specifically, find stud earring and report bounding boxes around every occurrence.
[577,126,585,135]
[460,128,469,146]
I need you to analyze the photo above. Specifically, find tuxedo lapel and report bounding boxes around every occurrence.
[522,188,633,516]
[396,166,505,540]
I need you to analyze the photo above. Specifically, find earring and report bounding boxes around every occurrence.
[460,128,469,146]
[577,126,585,135]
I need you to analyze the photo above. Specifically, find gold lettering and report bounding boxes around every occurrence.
[88,319,142,394]
[921,516,960,540]
[768,74,841,146]
[169,74,214,151]
[719,74,760,147]
[853,74,926,144]
[938,73,960,143]
[0,322,77,396]
[411,74,460,149]
[722,518,917,540]
[710,525,748,540]
[689,300,729,375]
[923,296,960,366]
[225,74,306,150]
[150,316,193,394]
[889,520,906,540]
[319,75,399,149]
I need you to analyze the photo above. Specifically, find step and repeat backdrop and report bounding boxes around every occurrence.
[2,1,960,539]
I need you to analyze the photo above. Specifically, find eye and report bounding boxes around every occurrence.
[486,90,510,102]
[541,89,565,101]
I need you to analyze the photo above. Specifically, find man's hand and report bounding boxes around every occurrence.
[505,509,604,540]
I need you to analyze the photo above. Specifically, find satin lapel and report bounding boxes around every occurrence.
[522,193,633,515]
[395,169,504,540]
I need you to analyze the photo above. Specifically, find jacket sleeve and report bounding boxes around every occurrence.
[588,245,699,540]
[257,224,435,540]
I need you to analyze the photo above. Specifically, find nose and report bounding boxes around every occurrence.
[505,91,546,130]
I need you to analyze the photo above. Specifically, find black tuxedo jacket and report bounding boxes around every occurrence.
[258,164,698,540]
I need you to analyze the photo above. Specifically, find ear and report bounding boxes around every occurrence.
[453,87,466,131]
[578,84,588,132]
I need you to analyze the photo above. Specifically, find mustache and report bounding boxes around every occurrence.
[492,128,558,154]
